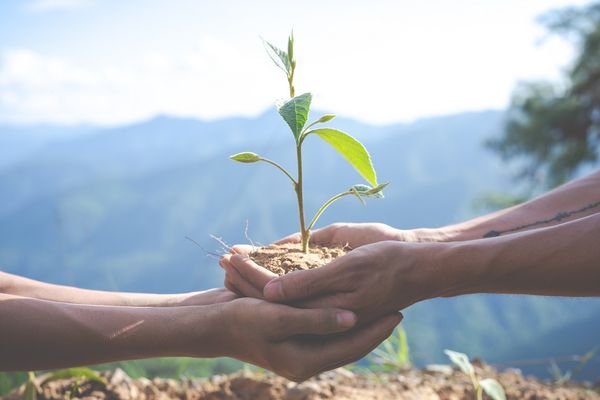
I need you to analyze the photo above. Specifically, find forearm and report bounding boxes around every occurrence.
[414,169,600,242]
[438,213,600,297]
[0,293,223,371]
[0,271,220,307]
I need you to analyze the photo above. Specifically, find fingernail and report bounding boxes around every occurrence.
[264,281,283,300]
[336,311,357,328]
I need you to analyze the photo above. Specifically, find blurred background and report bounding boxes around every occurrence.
[1,0,600,389]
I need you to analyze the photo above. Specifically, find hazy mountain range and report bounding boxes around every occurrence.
[1,109,599,379]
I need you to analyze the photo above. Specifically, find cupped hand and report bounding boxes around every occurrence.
[276,222,415,248]
[219,222,414,298]
[223,241,446,324]
[219,297,402,381]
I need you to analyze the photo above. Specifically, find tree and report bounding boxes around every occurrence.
[488,2,600,189]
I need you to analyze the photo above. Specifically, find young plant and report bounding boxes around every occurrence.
[231,32,387,253]
[444,349,506,400]
[369,325,412,371]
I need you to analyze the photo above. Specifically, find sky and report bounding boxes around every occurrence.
[0,0,594,126]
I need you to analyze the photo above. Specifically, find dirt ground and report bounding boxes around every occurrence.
[250,243,347,275]
[4,362,599,400]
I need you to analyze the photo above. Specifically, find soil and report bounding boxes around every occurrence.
[5,363,599,400]
[250,243,347,275]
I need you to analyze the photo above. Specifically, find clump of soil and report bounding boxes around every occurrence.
[250,243,347,275]
[6,363,600,400]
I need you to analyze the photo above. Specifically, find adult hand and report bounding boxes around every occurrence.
[276,222,414,248]
[218,297,402,381]
[219,222,413,297]
[223,241,448,323]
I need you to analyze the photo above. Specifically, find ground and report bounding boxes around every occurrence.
[4,363,599,400]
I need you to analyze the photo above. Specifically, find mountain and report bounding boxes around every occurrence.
[0,109,599,380]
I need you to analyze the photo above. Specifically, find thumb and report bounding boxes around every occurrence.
[274,232,301,245]
[263,264,339,302]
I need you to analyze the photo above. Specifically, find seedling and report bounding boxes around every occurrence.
[445,349,506,400]
[370,326,412,371]
[231,32,387,253]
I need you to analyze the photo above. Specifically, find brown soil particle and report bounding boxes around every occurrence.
[250,243,347,275]
[6,364,599,400]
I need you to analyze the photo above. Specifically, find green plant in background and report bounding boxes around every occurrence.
[370,326,412,371]
[445,349,506,400]
[548,346,599,385]
[22,372,37,400]
[231,31,387,253]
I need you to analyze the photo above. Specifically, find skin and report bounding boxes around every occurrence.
[0,287,402,381]
[222,169,600,324]
[0,270,237,307]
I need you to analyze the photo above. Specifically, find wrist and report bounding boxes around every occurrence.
[431,240,492,298]
[400,227,455,243]
[159,304,226,358]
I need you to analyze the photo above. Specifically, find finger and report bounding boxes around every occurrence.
[223,263,264,299]
[224,278,243,296]
[309,312,403,372]
[263,259,344,303]
[274,232,301,245]
[219,254,232,269]
[273,306,358,338]
[231,244,255,255]
[230,254,277,290]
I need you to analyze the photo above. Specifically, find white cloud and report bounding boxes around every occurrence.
[25,0,94,13]
[0,41,277,125]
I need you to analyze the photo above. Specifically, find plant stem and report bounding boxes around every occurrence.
[259,158,297,186]
[288,70,295,98]
[306,190,354,232]
[295,144,309,253]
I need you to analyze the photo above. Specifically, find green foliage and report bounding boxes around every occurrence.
[488,2,600,188]
[41,368,106,386]
[369,326,411,371]
[479,378,506,400]
[444,349,474,376]
[277,93,312,143]
[307,128,378,187]
[230,152,261,163]
[445,349,506,400]
[22,372,36,400]
[231,31,385,252]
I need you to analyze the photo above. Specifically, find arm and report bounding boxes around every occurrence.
[272,169,600,248]
[0,292,401,381]
[0,271,234,307]
[416,168,600,241]
[441,211,600,297]
[225,213,600,323]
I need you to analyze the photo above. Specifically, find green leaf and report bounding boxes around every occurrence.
[230,152,261,163]
[309,128,378,186]
[444,349,474,376]
[41,368,107,386]
[316,114,335,123]
[351,183,388,198]
[262,38,291,75]
[480,378,506,400]
[277,93,312,143]
[287,31,295,66]
[23,372,37,400]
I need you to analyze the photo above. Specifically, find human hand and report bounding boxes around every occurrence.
[219,222,410,297]
[223,241,448,323]
[218,297,402,381]
[276,222,414,248]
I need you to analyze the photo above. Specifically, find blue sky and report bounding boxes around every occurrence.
[0,0,592,126]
